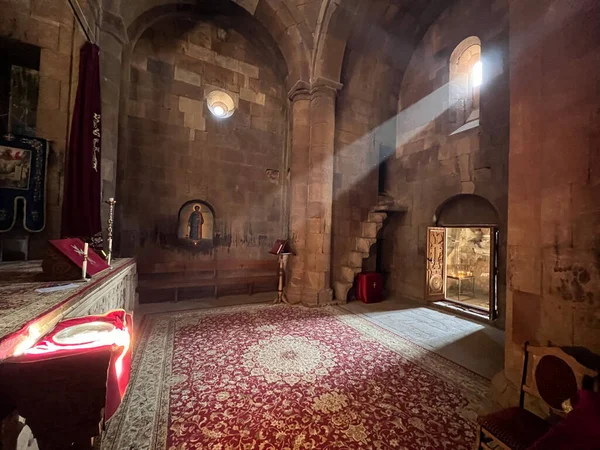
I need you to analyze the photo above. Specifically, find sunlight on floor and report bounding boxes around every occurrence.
[339,296,504,379]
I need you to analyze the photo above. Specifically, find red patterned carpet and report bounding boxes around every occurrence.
[103,304,491,449]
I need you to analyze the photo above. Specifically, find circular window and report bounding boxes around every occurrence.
[206,90,235,119]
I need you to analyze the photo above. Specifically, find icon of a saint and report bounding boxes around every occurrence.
[188,205,204,240]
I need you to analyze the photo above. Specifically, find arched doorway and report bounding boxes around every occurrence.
[426,195,500,320]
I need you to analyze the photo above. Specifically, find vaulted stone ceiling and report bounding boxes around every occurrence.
[115,0,453,90]
[344,0,451,69]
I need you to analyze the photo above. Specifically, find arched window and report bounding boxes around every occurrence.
[449,37,481,131]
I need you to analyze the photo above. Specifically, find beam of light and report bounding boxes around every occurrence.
[472,61,483,87]
[218,50,504,258]
[331,55,505,196]
[334,82,456,184]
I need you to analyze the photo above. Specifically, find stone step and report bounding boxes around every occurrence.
[340,265,357,283]
[333,281,353,303]
[368,212,387,223]
[348,251,365,268]
[373,204,408,213]
[355,237,375,253]
[361,221,379,239]
[378,194,396,206]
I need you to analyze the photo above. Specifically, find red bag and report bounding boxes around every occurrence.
[356,272,384,303]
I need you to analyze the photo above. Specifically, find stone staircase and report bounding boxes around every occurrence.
[333,195,405,302]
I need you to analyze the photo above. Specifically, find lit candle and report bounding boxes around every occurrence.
[82,242,89,279]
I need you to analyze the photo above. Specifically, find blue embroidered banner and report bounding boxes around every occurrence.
[0,134,48,232]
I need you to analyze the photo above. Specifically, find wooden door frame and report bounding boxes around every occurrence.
[425,227,447,301]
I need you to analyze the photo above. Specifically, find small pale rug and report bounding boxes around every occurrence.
[102,304,491,449]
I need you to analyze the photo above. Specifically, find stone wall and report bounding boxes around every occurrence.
[0,0,101,258]
[117,17,288,264]
[381,0,509,327]
[500,0,600,403]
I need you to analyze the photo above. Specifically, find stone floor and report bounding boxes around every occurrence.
[340,297,504,380]
[134,293,504,380]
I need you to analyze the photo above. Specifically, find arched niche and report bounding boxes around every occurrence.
[427,194,500,318]
[177,200,215,248]
[435,194,499,226]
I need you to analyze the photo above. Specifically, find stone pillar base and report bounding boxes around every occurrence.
[285,288,335,307]
[285,287,304,305]
[317,288,334,305]
[300,288,334,306]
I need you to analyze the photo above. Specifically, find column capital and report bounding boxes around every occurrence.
[289,77,343,101]
[288,80,311,102]
[310,77,343,96]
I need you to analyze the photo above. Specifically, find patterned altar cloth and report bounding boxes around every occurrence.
[0,259,136,349]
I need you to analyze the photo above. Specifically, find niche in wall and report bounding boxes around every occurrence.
[177,200,215,249]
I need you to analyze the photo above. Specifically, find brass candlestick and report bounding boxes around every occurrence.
[105,197,116,266]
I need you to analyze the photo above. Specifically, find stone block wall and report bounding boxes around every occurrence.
[0,0,100,258]
[501,0,600,401]
[118,17,288,263]
[381,0,510,326]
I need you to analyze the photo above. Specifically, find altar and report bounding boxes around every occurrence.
[0,258,137,360]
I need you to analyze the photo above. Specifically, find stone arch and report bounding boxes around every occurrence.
[115,1,301,224]
[435,194,500,226]
[116,0,292,260]
[312,0,352,84]
[122,0,310,89]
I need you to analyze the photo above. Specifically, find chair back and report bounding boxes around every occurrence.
[520,343,598,415]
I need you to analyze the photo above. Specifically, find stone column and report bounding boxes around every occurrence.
[304,78,340,305]
[286,82,311,304]
[286,78,341,306]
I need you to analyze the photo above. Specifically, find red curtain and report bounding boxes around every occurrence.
[61,42,102,241]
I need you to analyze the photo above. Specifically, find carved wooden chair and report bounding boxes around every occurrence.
[474,343,599,450]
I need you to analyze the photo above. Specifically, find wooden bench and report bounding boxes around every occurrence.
[137,259,278,302]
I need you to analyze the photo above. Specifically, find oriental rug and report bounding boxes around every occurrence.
[102,304,491,450]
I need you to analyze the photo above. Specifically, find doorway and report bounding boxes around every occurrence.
[426,226,498,320]
[445,227,494,312]
[425,195,503,322]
